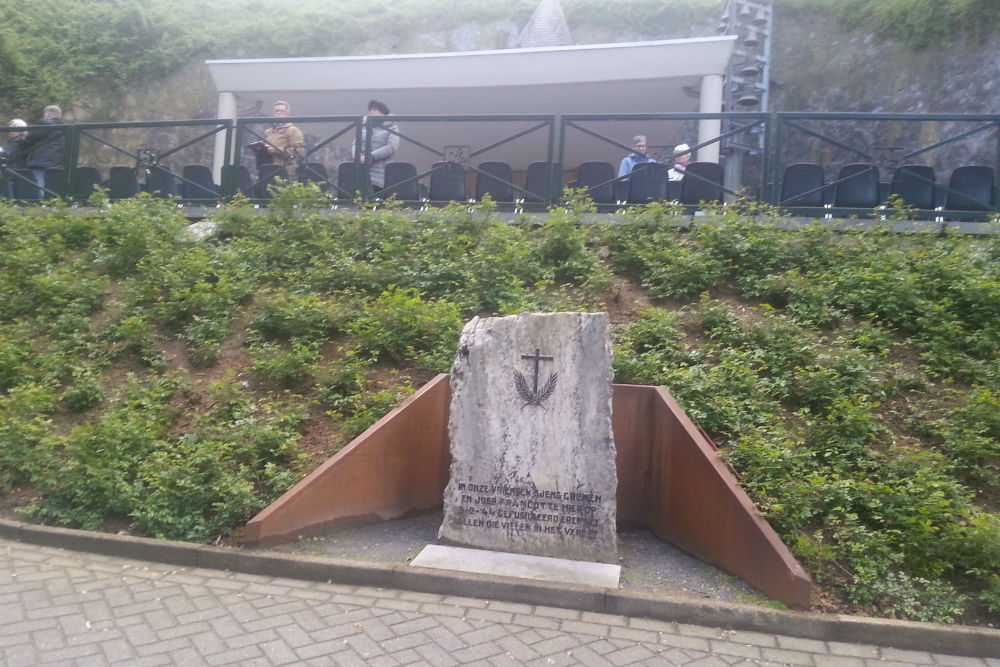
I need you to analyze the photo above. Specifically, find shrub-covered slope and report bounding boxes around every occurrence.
[0,186,997,625]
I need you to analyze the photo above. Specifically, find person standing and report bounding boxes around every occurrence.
[353,99,399,191]
[618,134,653,181]
[669,143,692,181]
[19,105,65,197]
[3,119,28,197]
[263,100,305,177]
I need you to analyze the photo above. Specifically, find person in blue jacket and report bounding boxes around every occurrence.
[618,134,653,181]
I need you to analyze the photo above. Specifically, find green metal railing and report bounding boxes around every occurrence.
[2,113,998,220]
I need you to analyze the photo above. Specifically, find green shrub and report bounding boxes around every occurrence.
[347,286,462,371]
[249,340,321,387]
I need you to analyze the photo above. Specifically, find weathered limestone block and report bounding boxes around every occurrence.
[439,312,618,563]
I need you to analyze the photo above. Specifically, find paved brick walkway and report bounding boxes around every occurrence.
[2,538,994,667]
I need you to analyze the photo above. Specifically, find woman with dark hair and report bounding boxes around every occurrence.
[353,99,399,191]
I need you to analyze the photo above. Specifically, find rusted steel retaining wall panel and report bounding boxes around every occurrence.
[243,374,451,547]
[641,384,812,609]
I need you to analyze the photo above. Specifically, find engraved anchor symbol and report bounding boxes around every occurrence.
[514,348,557,408]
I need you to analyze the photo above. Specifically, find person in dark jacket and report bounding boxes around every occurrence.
[2,119,28,197]
[19,105,66,197]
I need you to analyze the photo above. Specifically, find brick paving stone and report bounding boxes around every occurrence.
[878,646,939,665]
[658,632,713,652]
[778,634,831,654]
[135,636,192,658]
[377,597,422,613]
[709,638,765,660]
[425,624,468,653]
[463,622,513,646]
[417,602,468,618]
[486,651,524,667]
[511,612,561,631]
[415,642,462,667]
[563,644,616,667]
[931,657,992,667]
[608,625,661,643]
[441,595,490,608]
[561,618,611,637]
[496,634,543,662]
[3,643,39,667]
[604,644,659,666]
[532,633,580,655]
[258,637,298,666]
[813,655,880,667]
[382,630,432,654]
[450,640,506,663]
[227,626,279,649]
[761,645,818,665]
[466,607,515,624]
[825,639,881,658]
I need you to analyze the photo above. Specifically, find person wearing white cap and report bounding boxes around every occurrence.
[669,143,691,181]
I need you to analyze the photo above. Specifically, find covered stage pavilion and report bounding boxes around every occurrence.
[204,36,737,181]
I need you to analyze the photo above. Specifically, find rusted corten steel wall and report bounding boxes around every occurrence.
[613,384,812,609]
[243,375,812,608]
[242,374,451,547]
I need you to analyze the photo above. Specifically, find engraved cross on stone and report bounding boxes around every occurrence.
[521,348,554,394]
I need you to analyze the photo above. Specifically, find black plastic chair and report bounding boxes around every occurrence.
[221,164,252,198]
[626,162,669,204]
[74,167,103,201]
[779,163,825,207]
[429,161,467,202]
[182,165,219,202]
[256,164,288,200]
[109,167,139,199]
[945,165,995,212]
[888,165,936,210]
[475,161,514,202]
[575,161,616,204]
[43,167,65,198]
[524,161,559,202]
[679,161,724,205]
[144,166,177,198]
[336,162,368,200]
[382,161,421,201]
[297,162,329,190]
[833,163,879,210]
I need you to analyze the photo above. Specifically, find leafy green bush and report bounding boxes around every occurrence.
[347,286,462,371]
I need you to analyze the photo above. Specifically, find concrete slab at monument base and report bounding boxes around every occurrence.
[244,373,813,609]
[411,544,622,588]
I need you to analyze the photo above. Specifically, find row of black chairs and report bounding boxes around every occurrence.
[9,160,990,214]
[779,163,996,213]
[571,161,724,206]
[0,165,228,202]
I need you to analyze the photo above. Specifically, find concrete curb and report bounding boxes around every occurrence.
[2,518,998,658]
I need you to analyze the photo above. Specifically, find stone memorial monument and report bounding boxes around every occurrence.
[438,312,618,563]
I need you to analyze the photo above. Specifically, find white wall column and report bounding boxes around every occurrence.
[213,91,238,184]
[697,74,724,164]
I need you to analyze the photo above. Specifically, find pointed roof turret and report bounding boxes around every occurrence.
[516,0,573,48]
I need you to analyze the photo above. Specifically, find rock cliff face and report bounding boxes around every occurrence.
[769,9,1000,172]
[771,12,1000,114]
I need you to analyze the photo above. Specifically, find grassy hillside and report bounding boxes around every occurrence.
[0,185,997,626]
